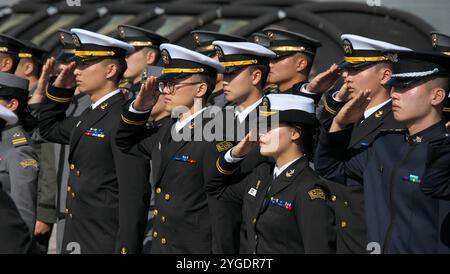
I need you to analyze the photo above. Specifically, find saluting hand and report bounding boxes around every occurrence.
[330,89,372,132]
[28,57,56,104]
[231,131,259,158]
[133,76,160,111]
[53,61,77,89]
[306,63,341,94]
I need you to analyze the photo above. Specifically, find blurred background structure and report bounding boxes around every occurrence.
[0,0,448,73]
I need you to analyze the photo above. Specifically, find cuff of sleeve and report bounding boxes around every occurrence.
[129,100,151,114]
[216,154,239,175]
[121,101,151,126]
[37,206,57,224]
[300,83,316,95]
[224,149,244,163]
[323,91,346,115]
[319,126,352,147]
[46,85,75,103]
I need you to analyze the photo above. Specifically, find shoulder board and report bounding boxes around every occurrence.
[11,131,29,147]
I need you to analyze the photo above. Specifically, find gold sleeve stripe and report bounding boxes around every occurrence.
[121,114,147,126]
[46,90,72,103]
[323,100,337,115]
[12,138,27,144]
[216,158,236,175]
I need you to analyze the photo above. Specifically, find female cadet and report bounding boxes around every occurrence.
[206,93,336,254]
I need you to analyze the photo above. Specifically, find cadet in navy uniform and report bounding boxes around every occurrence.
[116,43,224,254]
[207,93,336,254]
[211,40,276,253]
[263,28,323,103]
[190,30,246,108]
[0,34,23,74]
[37,28,150,254]
[315,50,450,253]
[315,35,411,253]
[430,31,450,128]
[118,24,168,99]
[0,72,38,237]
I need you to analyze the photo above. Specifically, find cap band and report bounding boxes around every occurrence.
[221,59,258,67]
[74,50,116,57]
[128,41,154,47]
[344,56,389,63]
[161,68,205,74]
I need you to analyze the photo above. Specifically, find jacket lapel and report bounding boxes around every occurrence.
[349,101,393,148]
[69,93,124,159]
[268,157,308,197]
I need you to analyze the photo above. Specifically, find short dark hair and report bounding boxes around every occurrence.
[249,64,270,89]
[193,73,217,102]
[104,58,128,84]
[288,122,317,161]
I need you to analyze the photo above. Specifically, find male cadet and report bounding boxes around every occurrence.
[430,31,450,128]
[248,33,278,94]
[37,28,150,254]
[210,41,276,253]
[315,51,450,253]
[117,24,169,253]
[13,39,58,253]
[313,35,411,253]
[15,40,47,92]
[0,34,22,73]
[191,30,246,108]
[116,43,224,254]
[118,24,168,98]
[263,28,323,103]
[0,72,38,238]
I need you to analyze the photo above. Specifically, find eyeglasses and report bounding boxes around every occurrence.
[158,81,203,95]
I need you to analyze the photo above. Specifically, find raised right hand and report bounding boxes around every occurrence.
[133,76,160,111]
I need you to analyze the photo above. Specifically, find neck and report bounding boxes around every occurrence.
[179,98,204,122]
[152,111,170,122]
[28,77,38,92]
[406,112,441,136]
[365,88,390,110]
[278,74,307,92]
[274,147,303,168]
[238,88,262,111]
[90,84,118,103]
[132,75,142,85]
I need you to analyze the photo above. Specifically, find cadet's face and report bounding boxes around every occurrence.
[341,65,381,97]
[268,55,298,85]
[124,48,147,81]
[223,67,253,103]
[74,60,108,95]
[391,82,433,123]
[259,124,293,158]
[162,76,201,113]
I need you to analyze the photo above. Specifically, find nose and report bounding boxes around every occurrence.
[390,86,398,99]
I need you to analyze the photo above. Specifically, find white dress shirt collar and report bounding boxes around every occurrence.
[91,89,122,110]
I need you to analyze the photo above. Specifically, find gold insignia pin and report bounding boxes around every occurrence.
[59,32,66,45]
[254,36,260,43]
[100,103,108,110]
[161,50,170,65]
[375,110,384,118]
[256,180,261,189]
[267,32,274,40]
[12,132,21,138]
[286,169,295,177]
[342,40,353,55]
[432,33,438,49]
[72,34,81,48]
[414,136,423,143]
[386,53,398,63]
[193,33,200,45]
[118,26,125,39]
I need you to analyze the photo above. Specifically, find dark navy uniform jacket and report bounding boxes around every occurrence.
[315,121,450,253]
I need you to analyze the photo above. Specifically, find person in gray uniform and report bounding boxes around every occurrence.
[0,72,39,236]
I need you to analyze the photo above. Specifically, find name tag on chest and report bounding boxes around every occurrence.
[248,187,257,197]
